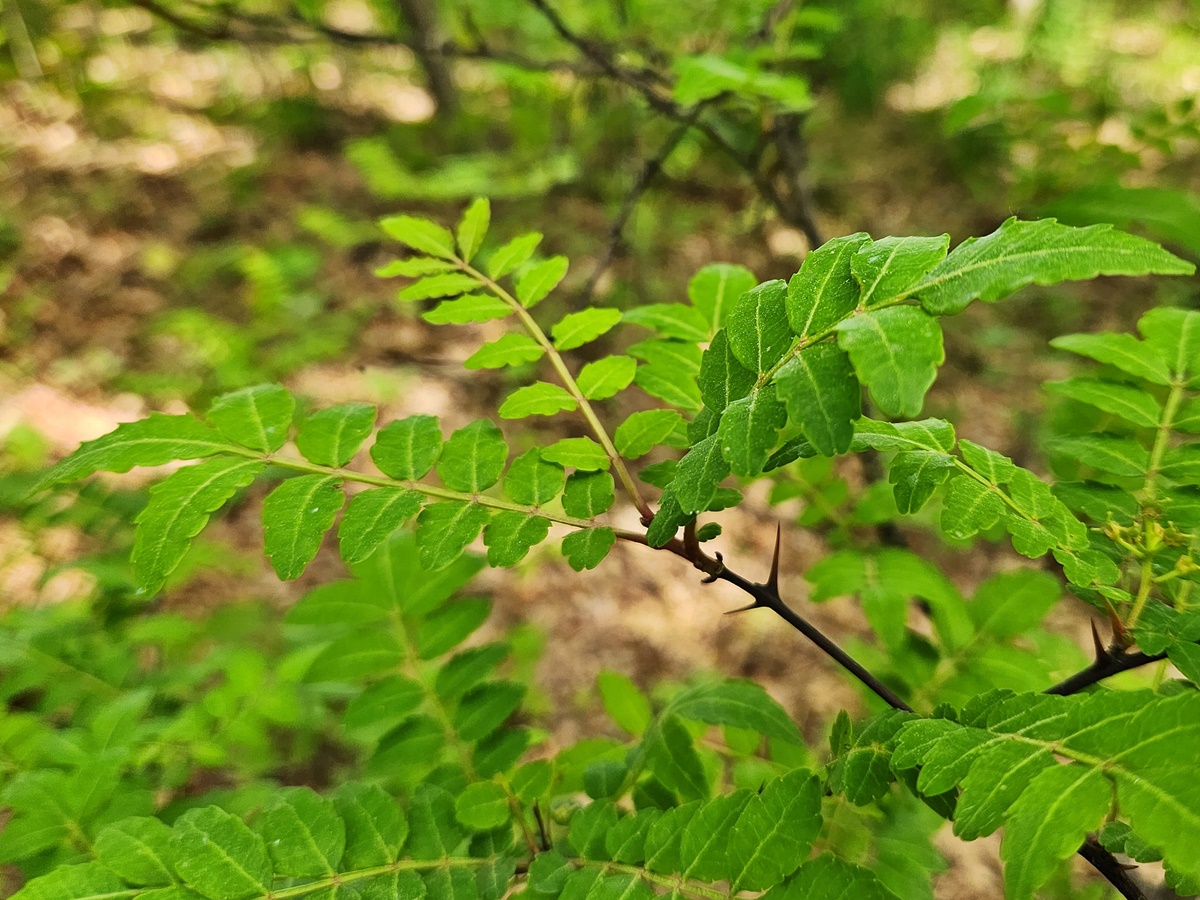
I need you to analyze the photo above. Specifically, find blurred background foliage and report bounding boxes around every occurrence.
[0,2,1199,893]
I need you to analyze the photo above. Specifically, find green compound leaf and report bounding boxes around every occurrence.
[333,782,407,867]
[787,232,870,338]
[674,434,731,514]
[208,384,295,453]
[417,598,490,658]
[169,806,273,900]
[258,787,345,878]
[376,257,457,277]
[132,457,264,594]
[94,818,174,886]
[437,420,508,492]
[39,413,240,487]
[517,256,569,308]
[416,501,490,569]
[562,470,615,518]
[502,449,565,505]
[667,680,801,743]
[296,403,377,467]
[888,450,954,514]
[540,437,609,471]
[597,670,652,735]
[577,356,637,400]
[483,511,550,567]
[454,782,510,832]
[380,215,457,259]
[423,294,512,324]
[689,263,757,331]
[728,770,822,890]
[1140,306,1200,381]
[455,681,525,741]
[614,410,687,459]
[623,304,711,342]
[1045,377,1161,428]
[371,415,443,480]
[262,474,345,580]
[851,417,956,453]
[343,676,423,730]
[552,308,623,351]
[941,475,1005,539]
[959,439,1017,484]
[498,383,577,419]
[836,306,944,418]
[338,487,423,564]
[487,233,542,281]
[562,527,616,571]
[1050,332,1173,386]
[698,329,756,413]
[396,273,481,302]
[785,854,903,900]
[726,280,791,373]
[893,690,1200,897]
[1047,434,1150,477]
[465,334,544,370]
[916,218,1194,316]
[456,198,490,263]
[852,234,949,308]
[636,358,704,412]
[717,384,787,477]
[773,343,860,456]
[306,631,404,682]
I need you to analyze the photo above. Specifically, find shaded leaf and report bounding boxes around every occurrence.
[262,475,344,580]
[837,307,944,418]
[416,502,490,569]
[371,415,443,480]
[338,488,423,565]
[297,404,377,467]
[773,343,860,456]
[437,420,508,492]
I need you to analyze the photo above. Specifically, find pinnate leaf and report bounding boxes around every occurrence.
[259,787,345,877]
[622,304,710,342]
[483,512,550,567]
[94,818,174,886]
[334,783,407,868]
[577,356,636,400]
[668,680,801,743]
[1050,331,1173,386]
[132,457,264,594]
[941,476,1004,539]
[673,434,730,514]
[598,670,652,735]
[338,487,423,565]
[540,438,609,471]
[208,384,295,453]
[416,502,490,570]
[169,806,272,900]
[437,420,508,492]
[371,415,443,480]
[380,215,457,259]
[487,232,542,279]
[728,770,822,890]
[689,263,757,331]
[916,218,1194,316]
[562,527,615,571]
[502,449,565,505]
[552,308,623,351]
[498,383,577,419]
[262,475,344,580]
[786,232,869,338]
[698,329,756,413]
[397,273,480,302]
[297,403,377,467]
[1045,378,1161,428]
[517,256,569,308]
[423,295,511,324]
[726,280,791,373]
[562,471,614,518]
[773,343,860,456]
[717,385,787,477]
[465,334,544,370]
[41,413,237,487]
[614,410,686,459]
[456,198,490,263]
[852,234,949,307]
[454,783,509,831]
[1140,306,1200,381]
[836,306,944,418]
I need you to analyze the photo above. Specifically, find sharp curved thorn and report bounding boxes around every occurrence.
[765,523,782,595]
[724,601,760,615]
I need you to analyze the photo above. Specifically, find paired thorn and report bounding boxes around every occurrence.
[765,524,782,596]
[1090,620,1111,663]
[700,551,725,583]
[724,601,760,615]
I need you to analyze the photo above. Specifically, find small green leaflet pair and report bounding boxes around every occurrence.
[37,384,618,592]
[830,689,1200,900]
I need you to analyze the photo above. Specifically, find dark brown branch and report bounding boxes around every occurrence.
[1045,643,1165,695]
[1079,837,1146,900]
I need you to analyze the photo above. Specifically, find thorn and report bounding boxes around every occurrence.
[765,524,782,595]
[724,601,759,615]
[700,551,725,584]
[1090,620,1109,662]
